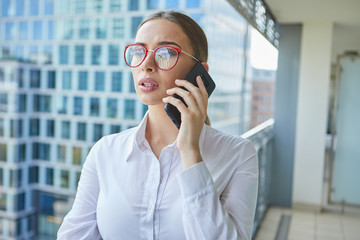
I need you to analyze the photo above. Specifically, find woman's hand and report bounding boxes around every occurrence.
[162,76,208,169]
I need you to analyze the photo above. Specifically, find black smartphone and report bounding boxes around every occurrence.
[164,62,216,129]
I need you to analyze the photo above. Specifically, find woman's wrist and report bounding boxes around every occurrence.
[180,148,203,169]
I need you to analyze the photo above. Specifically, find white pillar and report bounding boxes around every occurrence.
[292,22,333,209]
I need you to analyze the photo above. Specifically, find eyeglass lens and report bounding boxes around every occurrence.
[125,45,179,70]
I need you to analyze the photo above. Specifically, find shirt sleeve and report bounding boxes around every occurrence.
[176,153,258,240]
[57,152,101,240]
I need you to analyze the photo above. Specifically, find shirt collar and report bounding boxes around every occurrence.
[125,111,208,162]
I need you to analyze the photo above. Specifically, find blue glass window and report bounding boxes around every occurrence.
[78,71,88,90]
[60,170,69,188]
[124,99,136,119]
[57,145,66,162]
[96,19,107,39]
[110,125,121,134]
[166,0,178,9]
[58,96,67,114]
[2,0,10,17]
[91,45,101,65]
[33,21,43,40]
[112,18,124,38]
[186,0,200,8]
[111,72,122,92]
[79,19,90,39]
[77,122,87,141]
[18,94,27,113]
[30,0,39,16]
[62,71,72,89]
[110,0,122,12]
[75,0,86,13]
[0,94,8,113]
[46,120,55,137]
[129,0,139,10]
[131,17,143,38]
[15,45,24,60]
[0,119,4,136]
[108,45,119,65]
[47,71,56,89]
[44,0,54,15]
[95,72,105,91]
[46,168,54,185]
[19,22,28,40]
[30,70,41,88]
[61,121,71,139]
[29,118,40,136]
[5,22,15,41]
[48,21,55,40]
[90,98,100,116]
[16,0,24,16]
[147,0,158,9]
[75,45,85,64]
[93,123,103,142]
[73,97,83,115]
[107,98,118,118]
[59,45,69,64]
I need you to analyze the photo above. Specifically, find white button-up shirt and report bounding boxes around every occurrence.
[57,114,258,240]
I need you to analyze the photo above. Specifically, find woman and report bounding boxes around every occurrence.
[58,11,258,240]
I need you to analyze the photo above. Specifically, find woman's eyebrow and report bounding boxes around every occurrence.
[158,41,182,48]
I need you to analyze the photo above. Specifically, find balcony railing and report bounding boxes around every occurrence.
[241,118,274,237]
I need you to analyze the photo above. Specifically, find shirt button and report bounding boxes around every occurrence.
[147,206,152,214]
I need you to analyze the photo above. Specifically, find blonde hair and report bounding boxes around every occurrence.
[139,11,211,125]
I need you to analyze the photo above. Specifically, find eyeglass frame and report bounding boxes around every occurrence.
[124,44,199,71]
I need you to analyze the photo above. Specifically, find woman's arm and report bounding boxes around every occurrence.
[177,152,258,240]
[57,153,101,240]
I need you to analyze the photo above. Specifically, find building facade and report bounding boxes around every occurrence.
[0,0,262,239]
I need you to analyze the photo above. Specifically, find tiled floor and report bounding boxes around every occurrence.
[254,207,360,240]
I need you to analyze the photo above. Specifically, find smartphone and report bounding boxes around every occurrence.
[164,62,216,129]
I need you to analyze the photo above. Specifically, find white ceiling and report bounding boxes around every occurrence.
[265,0,360,25]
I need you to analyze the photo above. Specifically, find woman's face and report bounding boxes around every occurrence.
[132,19,196,106]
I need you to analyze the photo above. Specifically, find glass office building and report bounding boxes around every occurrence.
[0,0,276,238]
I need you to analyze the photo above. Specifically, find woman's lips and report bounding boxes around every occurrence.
[138,78,159,92]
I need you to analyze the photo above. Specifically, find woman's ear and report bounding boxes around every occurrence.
[201,62,209,72]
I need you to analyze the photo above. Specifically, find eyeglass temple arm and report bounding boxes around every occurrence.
[182,50,199,62]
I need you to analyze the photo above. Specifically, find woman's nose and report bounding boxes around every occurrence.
[141,50,156,72]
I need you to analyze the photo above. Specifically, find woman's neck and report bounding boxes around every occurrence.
[145,104,179,158]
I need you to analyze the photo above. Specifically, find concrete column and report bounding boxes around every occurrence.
[292,22,333,209]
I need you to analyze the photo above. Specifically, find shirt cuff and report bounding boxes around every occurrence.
[176,161,214,197]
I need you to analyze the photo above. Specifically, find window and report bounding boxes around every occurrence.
[112,18,124,38]
[73,97,83,115]
[91,45,101,65]
[30,0,39,15]
[110,125,121,134]
[166,0,179,9]
[96,18,107,39]
[147,0,158,9]
[79,19,90,39]
[90,98,100,116]
[60,170,69,188]
[75,45,85,64]
[16,0,24,16]
[78,71,88,90]
[92,0,103,13]
[29,166,39,183]
[75,0,86,13]
[0,119,4,136]
[77,122,87,141]
[73,147,82,165]
[18,94,27,113]
[124,99,136,119]
[33,143,50,160]
[110,0,121,12]
[16,192,25,211]
[111,72,122,92]
[47,71,56,88]
[93,123,103,141]
[0,144,6,161]
[62,71,72,89]
[17,143,26,162]
[5,22,15,41]
[131,17,143,38]
[34,95,52,113]
[17,119,23,137]
[61,121,70,139]
[57,145,66,162]
[129,0,139,10]
[30,70,41,88]
[0,193,7,211]
[186,0,200,8]
[108,45,119,65]
[46,168,54,185]
[44,0,54,15]
[29,118,40,136]
[107,98,118,118]
[33,21,42,40]
[19,22,28,40]
[59,45,69,64]
[0,94,8,112]
[46,120,55,137]
[58,96,67,114]
[18,68,24,87]
[94,71,105,91]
